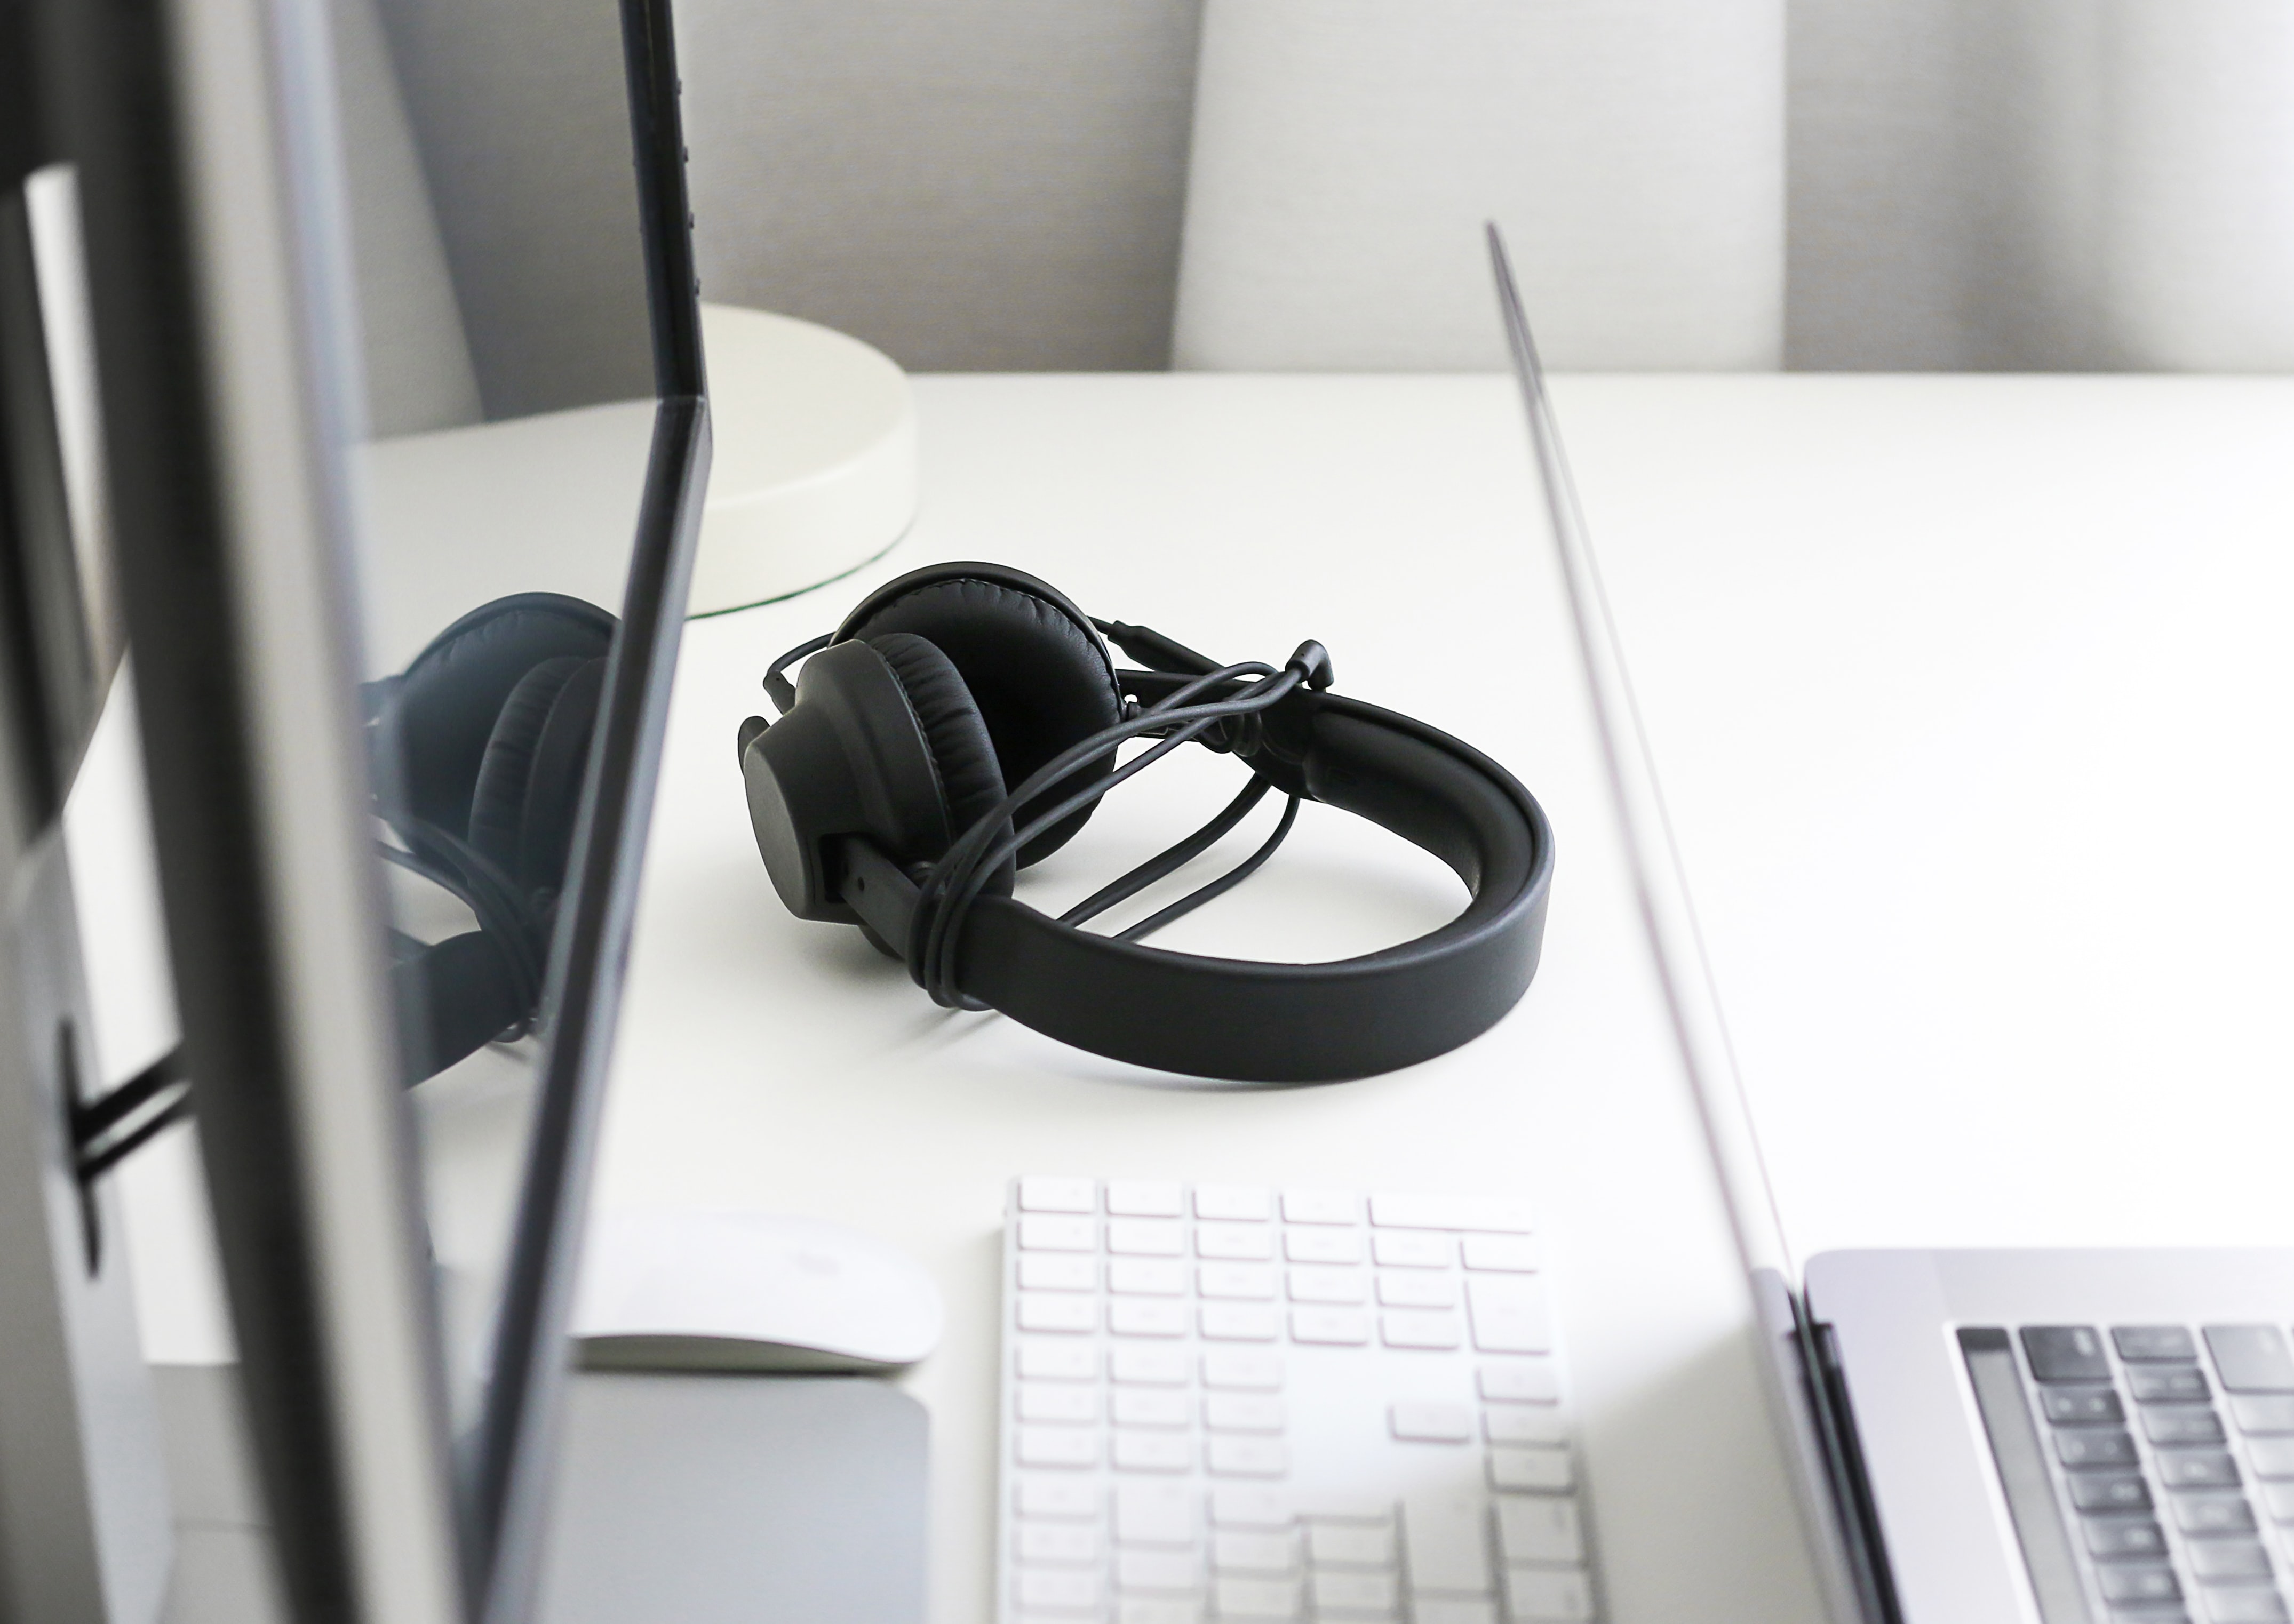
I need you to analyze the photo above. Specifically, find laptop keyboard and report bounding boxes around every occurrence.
[1966,1322,2294,1623]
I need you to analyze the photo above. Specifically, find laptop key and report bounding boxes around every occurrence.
[2026,1326,2114,1382]
[2187,1539,2272,1582]
[2232,1397,2294,1436]
[2136,1369,2215,1403]
[2146,1407,2229,1447]
[2072,1474,2154,1513]
[2117,1326,2201,1363]
[2046,1388,2128,1425]
[2200,1589,2289,1624]
[2157,1451,2241,1490]
[2058,1429,2141,1470]
[2206,1329,2294,1394]
[2083,1517,2169,1559]
[2171,1493,2258,1535]
[2098,1564,2180,1604]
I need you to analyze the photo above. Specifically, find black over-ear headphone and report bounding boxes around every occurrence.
[365,593,617,1083]
[738,563,1554,1083]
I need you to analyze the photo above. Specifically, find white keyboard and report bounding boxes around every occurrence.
[997,1176,1598,1623]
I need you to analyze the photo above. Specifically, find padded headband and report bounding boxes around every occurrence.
[836,677,1553,1082]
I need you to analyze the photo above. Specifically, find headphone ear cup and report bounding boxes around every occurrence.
[839,564,1122,866]
[469,654,606,894]
[867,633,1007,854]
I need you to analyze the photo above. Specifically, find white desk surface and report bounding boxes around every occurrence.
[120,371,2294,1624]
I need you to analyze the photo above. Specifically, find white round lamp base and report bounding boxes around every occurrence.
[691,302,918,615]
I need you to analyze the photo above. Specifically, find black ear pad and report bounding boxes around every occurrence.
[468,653,606,892]
[838,564,1121,865]
[867,633,1007,851]
[375,593,616,838]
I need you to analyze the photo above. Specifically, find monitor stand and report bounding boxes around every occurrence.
[154,1365,929,1624]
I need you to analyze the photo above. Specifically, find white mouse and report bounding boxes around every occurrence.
[571,1209,943,1374]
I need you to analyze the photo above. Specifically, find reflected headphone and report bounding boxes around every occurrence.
[365,593,616,1083]
[738,563,1554,1083]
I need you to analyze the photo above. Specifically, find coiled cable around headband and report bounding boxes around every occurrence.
[910,643,1332,1010]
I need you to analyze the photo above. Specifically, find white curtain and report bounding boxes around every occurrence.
[1173,0,2294,371]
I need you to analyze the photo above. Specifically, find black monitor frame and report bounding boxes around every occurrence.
[34,0,707,1614]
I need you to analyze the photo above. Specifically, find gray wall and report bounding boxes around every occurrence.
[672,0,1204,372]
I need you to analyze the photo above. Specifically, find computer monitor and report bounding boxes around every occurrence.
[35,0,705,1614]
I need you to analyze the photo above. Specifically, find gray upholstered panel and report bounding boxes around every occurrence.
[671,0,1204,372]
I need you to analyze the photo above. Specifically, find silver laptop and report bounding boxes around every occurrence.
[1492,224,2294,1624]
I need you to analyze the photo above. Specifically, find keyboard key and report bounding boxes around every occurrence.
[1390,1403,1474,1442]
[1280,1189,1358,1225]
[1372,1231,1453,1269]
[1210,1486,1292,1528]
[1402,1490,1494,1592]
[1110,1259,1186,1295]
[1021,1342,1098,1381]
[2042,1387,2125,1425]
[1019,1426,1100,1468]
[2189,1538,2272,1581]
[1020,1215,1097,1252]
[2115,1325,2199,1362]
[1110,1300,1188,1338]
[1197,1225,1275,1261]
[1504,1566,1595,1623]
[1379,1273,1460,1310]
[1290,1308,1372,1346]
[1199,1304,1280,1342]
[1116,1549,1199,1591]
[2172,1493,2258,1535]
[1199,1264,1277,1301]
[2082,1517,2168,1559]
[1106,1180,1185,1218]
[1417,1604,1500,1624]
[1489,1447,1574,1492]
[1496,1495,1584,1564]
[1111,1346,1190,1386]
[1208,1437,1288,1477]
[1114,1483,1196,1546]
[1461,1235,1541,1273]
[1020,1385,1098,1423]
[1283,1229,1362,1265]
[1479,1364,1561,1404]
[1295,1492,1392,1523]
[1117,1601,1201,1624]
[2260,1482,2294,1523]
[2022,1326,2113,1383]
[1019,1522,1101,1565]
[1287,1267,1366,1305]
[1016,1567,1100,1611]
[2209,1327,2294,1393]
[2204,1590,2290,1624]
[1113,1390,1192,1429]
[2096,1564,2180,1605]
[1310,1570,1398,1612]
[1211,1532,1295,1574]
[1202,1350,1284,1389]
[1485,1408,1568,1447]
[1019,1295,1098,1334]
[2234,1396,2294,1435]
[1021,1254,1098,1292]
[1018,1477,1102,1519]
[1109,1220,1186,1257]
[1211,1575,1299,1619]
[1205,1394,1285,1433]
[2055,1429,2140,1470]
[1308,1522,1396,1566]
[1195,1186,1272,1222]
[1113,1433,1193,1473]
[2145,1407,2228,1446]
[1466,1277,1551,1354]
[2159,1451,2241,1489]
[1383,1311,1465,1350]
[1369,1194,1534,1234]
[1019,1177,1098,1214]
[2134,1367,2213,1403]
[2069,1473,2152,1512]
[2248,1438,2294,1478]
